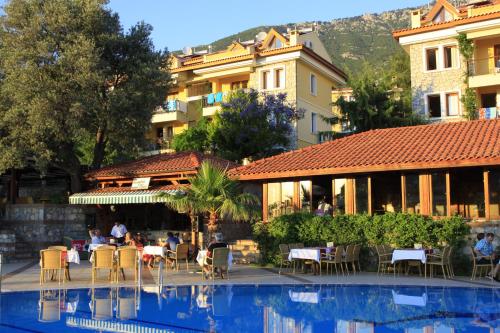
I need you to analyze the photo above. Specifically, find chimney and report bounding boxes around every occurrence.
[289,28,299,46]
[411,10,422,28]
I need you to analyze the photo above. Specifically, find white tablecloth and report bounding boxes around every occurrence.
[143,245,166,258]
[391,249,426,264]
[288,248,321,263]
[196,250,233,270]
[66,249,80,264]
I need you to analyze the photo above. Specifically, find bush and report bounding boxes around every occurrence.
[253,212,470,266]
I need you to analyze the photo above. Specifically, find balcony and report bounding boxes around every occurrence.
[151,100,187,124]
[468,57,500,88]
[201,89,250,117]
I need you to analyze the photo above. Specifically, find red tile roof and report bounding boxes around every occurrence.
[229,119,500,180]
[86,152,238,180]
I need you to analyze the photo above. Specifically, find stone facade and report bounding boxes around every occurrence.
[410,38,467,119]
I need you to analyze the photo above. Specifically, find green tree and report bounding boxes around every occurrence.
[457,33,478,120]
[160,161,260,235]
[0,0,169,191]
[171,117,212,153]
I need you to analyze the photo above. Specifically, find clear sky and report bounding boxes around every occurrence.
[108,0,429,51]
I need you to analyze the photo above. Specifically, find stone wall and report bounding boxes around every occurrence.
[1,204,93,257]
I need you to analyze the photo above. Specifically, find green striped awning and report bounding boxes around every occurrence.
[69,187,182,205]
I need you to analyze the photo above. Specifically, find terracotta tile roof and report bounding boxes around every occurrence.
[230,119,500,180]
[86,152,238,179]
[393,10,500,39]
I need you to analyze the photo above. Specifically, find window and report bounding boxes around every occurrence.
[261,71,270,90]
[304,41,313,49]
[446,92,459,116]
[405,174,420,214]
[310,74,317,95]
[333,178,346,214]
[274,68,285,89]
[311,112,317,133]
[230,80,248,90]
[267,182,294,218]
[427,94,442,118]
[166,126,173,139]
[489,169,500,218]
[431,172,447,217]
[443,46,456,69]
[481,93,496,108]
[494,45,500,68]
[433,8,453,24]
[355,177,369,214]
[300,180,312,212]
[426,48,438,71]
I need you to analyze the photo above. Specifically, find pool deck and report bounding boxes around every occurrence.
[1,260,499,292]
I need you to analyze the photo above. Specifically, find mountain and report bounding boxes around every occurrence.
[182,5,425,76]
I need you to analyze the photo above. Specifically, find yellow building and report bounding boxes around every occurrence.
[393,0,500,121]
[148,27,347,152]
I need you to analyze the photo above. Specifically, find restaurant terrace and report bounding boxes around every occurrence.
[229,119,500,223]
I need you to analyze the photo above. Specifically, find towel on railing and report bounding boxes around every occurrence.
[479,107,499,119]
[207,93,215,105]
[166,100,174,111]
[215,92,223,103]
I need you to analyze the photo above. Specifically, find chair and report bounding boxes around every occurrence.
[48,245,71,281]
[426,246,451,279]
[203,247,230,280]
[342,245,356,274]
[353,244,362,272]
[116,246,138,283]
[38,290,62,322]
[92,246,116,283]
[375,245,393,275]
[91,288,113,320]
[470,246,494,280]
[278,244,293,274]
[167,243,189,272]
[321,245,344,275]
[40,249,65,285]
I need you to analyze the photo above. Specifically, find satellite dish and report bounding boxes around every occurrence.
[255,31,267,42]
[182,46,193,55]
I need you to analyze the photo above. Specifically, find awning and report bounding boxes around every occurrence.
[69,186,183,205]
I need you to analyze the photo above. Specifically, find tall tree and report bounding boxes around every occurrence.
[0,0,169,192]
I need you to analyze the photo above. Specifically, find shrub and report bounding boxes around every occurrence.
[253,212,470,265]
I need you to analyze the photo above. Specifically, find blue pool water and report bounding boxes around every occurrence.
[0,284,498,332]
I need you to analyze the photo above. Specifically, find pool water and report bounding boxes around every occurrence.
[0,284,498,332]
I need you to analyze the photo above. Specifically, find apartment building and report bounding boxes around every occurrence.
[148,27,347,152]
[393,0,500,121]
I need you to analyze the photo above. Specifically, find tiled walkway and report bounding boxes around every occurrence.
[1,260,498,292]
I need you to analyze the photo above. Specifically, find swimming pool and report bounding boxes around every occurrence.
[0,284,498,332]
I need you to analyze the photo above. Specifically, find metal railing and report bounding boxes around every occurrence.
[468,57,500,76]
[155,100,187,113]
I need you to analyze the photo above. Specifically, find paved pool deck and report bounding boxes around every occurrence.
[1,260,499,292]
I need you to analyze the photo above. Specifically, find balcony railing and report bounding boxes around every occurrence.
[468,57,500,76]
[201,89,251,108]
[154,100,187,113]
[478,107,499,119]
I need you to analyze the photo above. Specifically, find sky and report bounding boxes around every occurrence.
[108,0,429,51]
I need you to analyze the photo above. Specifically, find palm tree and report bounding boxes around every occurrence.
[159,161,260,240]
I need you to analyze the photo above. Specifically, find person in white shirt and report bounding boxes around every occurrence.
[110,221,127,244]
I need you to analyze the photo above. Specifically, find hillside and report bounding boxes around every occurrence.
[184,5,425,75]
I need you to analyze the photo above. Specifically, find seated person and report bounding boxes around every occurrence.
[89,229,106,244]
[123,232,136,246]
[162,232,181,268]
[203,233,228,277]
[474,232,496,264]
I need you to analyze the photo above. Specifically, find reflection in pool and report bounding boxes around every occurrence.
[0,284,498,332]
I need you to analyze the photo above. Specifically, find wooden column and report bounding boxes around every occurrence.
[445,171,451,217]
[293,181,300,211]
[419,174,431,216]
[484,169,490,221]
[367,176,372,215]
[262,183,268,223]
[346,178,355,214]
[401,174,407,213]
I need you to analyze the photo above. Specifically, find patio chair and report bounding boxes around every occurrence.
[166,243,189,272]
[342,245,356,274]
[48,245,71,281]
[353,244,362,271]
[38,290,62,322]
[321,245,344,275]
[91,288,113,320]
[116,246,138,283]
[92,246,116,283]
[375,245,393,275]
[426,246,451,279]
[203,247,230,280]
[40,249,65,285]
[116,288,138,320]
[278,244,293,274]
[470,246,494,280]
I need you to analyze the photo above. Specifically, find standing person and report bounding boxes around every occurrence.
[111,221,127,244]
[474,233,496,264]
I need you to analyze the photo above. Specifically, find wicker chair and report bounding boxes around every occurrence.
[342,245,356,274]
[278,244,293,275]
[92,246,116,283]
[426,246,451,279]
[321,245,344,275]
[116,246,138,282]
[375,245,393,275]
[470,246,494,280]
[48,245,71,281]
[166,243,190,271]
[203,247,230,280]
[40,249,65,285]
[353,244,362,271]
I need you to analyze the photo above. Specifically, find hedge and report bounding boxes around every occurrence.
[253,212,470,266]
